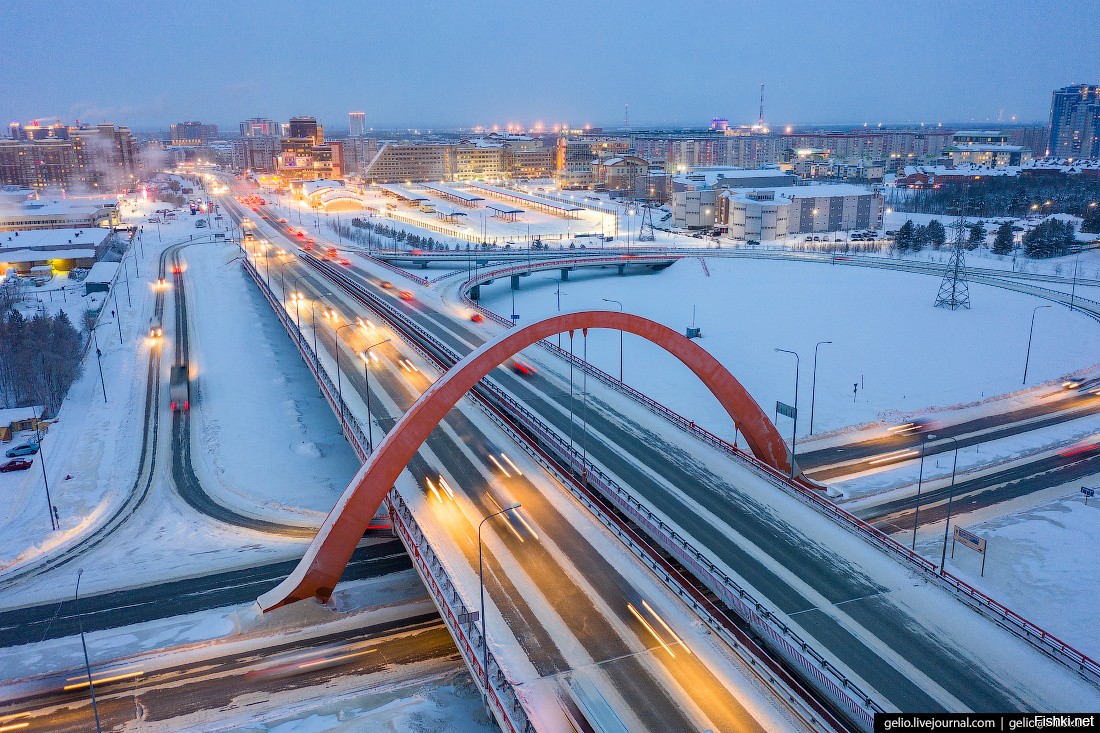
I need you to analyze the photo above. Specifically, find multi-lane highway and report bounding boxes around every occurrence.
[0,612,456,733]
[231,189,1100,723]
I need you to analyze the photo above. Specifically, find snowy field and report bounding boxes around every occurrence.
[916,492,1100,657]
[478,256,1100,439]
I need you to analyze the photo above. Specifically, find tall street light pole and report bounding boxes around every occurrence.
[911,433,937,551]
[774,348,800,478]
[602,299,624,381]
[809,340,831,435]
[32,402,56,530]
[1022,304,1052,384]
[360,338,391,452]
[938,436,961,574]
[334,322,357,436]
[74,570,103,733]
[91,324,108,402]
[479,503,520,714]
[1070,249,1082,311]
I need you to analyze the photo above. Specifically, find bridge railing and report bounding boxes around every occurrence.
[453,258,1100,686]
[389,492,534,733]
[244,254,538,732]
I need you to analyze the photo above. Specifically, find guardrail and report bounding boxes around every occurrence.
[242,253,537,733]
[453,258,1100,687]
[389,492,534,733]
[305,256,877,729]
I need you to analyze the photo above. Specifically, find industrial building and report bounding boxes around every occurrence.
[717,184,884,241]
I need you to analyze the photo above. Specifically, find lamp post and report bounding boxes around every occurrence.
[937,436,961,574]
[809,340,831,435]
[334,322,357,435]
[1022,304,1051,384]
[1070,249,1082,311]
[31,402,56,531]
[360,338,391,451]
[479,503,520,713]
[602,299,624,381]
[911,433,937,550]
[90,323,108,402]
[774,348,800,478]
[74,570,103,733]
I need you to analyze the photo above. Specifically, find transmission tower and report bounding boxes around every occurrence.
[637,204,656,242]
[934,195,972,310]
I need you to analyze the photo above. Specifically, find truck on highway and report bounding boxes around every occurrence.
[169,365,190,412]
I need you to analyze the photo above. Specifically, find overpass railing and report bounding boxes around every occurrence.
[242,254,537,732]
[453,259,1100,687]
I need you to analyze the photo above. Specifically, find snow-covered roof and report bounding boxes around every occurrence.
[85,261,120,284]
[0,406,42,425]
[721,183,878,204]
[299,179,344,197]
[0,227,110,250]
[0,248,96,264]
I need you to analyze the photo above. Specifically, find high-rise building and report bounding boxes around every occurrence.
[0,121,137,190]
[170,121,218,146]
[1048,84,1100,159]
[239,117,280,138]
[232,136,279,172]
[349,112,366,138]
[288,117,323,144]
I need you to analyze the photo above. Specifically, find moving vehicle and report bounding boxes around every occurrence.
[399,291,414,301]
[149,320,163,339]
[195,219,207,228]
[470,313,485,323]
[380,281,394,289]
[0,458,33,472]
[5,441,39,458]
[512,360,537,376]
[170,364,190,412]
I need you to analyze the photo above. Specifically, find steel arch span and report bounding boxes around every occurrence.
[259,310,800,611]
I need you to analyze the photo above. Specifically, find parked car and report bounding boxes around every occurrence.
[0,458,33,472]
[5,441,39,458]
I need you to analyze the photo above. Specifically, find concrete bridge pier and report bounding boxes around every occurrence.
[470,285,480,300]
[510,275,520,290]
[617,264,625,276]
[560,268,570,281]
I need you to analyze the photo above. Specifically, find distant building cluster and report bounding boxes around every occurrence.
[0,120,139,191]
[1048,84,1100,159]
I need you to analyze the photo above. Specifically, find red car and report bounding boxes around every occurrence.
[470,313,485,323]
[399,291,414,301]
[295,231,305,238]
[0,458,33,472]
[339,258,352,266]
[512,360,537,376]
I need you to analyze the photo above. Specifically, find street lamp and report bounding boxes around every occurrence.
[911,433,937,550]
[809,340,831,435]
[90,322,109,402]
[359,338,391,451]
[774,348,800,478]
[334,322,357,435]
[74,570,103,733]
[1070,249,1082,311]
[937,436,961,574]
[602,299,624,382]
[1022,304,1052,384]
[479,503,521,711]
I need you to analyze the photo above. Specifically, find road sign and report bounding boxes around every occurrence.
[457,610,480,625]
[952,526,988,576]
[1083,486,1096,504]
[776,401,797,420]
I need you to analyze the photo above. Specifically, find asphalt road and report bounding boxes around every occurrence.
[0,539,409,648]
[302,242,1061,714]
[0,612,455,733]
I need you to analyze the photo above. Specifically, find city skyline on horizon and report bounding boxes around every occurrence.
[2,0,1097,132]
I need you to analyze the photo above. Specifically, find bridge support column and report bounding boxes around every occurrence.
[560,268,570,281]
[510,275,520,290]
[470,285,480,300]
[421,262,429,269]
[617,264,625,276]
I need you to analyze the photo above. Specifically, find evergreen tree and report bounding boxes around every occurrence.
[912,224,927,252]
[896,220,915,251]
[926,219,947,248]
[992,222,1014,255]
[967,222,986,249]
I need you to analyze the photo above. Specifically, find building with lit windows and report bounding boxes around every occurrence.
[1048,84,1100,159]
[239,118,280,138]
[1,122,137,190]
[349,112,366,138]
[945,131,1031,167]
[170,121,218,146]
[287,117,323,145]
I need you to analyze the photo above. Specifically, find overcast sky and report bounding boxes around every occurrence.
[3,0,1098,132]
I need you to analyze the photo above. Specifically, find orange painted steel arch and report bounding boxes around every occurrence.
[258,310,798,611]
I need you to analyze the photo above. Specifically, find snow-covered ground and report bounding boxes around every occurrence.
[0,192,363,604]
[917,492,1100,657]
[479,256,1100,438]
